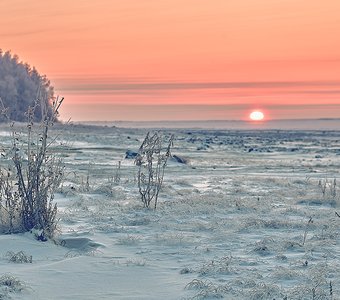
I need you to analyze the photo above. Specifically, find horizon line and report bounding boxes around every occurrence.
[75,117,340,123]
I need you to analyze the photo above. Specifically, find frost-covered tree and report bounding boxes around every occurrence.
[0,49,54,122]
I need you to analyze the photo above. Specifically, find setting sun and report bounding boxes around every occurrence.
[249,111,265,121]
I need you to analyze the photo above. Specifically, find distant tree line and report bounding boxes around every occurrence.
[0,49,54,122]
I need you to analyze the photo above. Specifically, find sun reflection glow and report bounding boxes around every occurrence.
[249,111,264,121]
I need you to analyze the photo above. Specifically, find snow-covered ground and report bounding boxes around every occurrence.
[0,123,339,299]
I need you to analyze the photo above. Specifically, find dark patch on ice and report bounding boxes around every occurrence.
[297,199,337,207]
[171,155,188,164]
[125,150,138,159]
[297,199,323,206]
[197,144,209,151]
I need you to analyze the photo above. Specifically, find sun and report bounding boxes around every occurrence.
[249,110,264,121]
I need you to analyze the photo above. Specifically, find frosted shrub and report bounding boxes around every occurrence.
[0,93,64,239]
[116,234,141,245]
[0,274,26,295]
[319,178,338,199]
[198,256,234,276]
[5,251,32,263]
[185,279,228,299]
[135,132,174,209]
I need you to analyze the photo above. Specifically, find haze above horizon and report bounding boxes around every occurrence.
[1,0,339,122]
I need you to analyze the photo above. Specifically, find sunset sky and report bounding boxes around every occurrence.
[1,0,339,121]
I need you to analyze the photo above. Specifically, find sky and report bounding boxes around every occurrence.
[1,0,340,121]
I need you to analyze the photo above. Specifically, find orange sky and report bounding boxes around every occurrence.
[1,0,339,121]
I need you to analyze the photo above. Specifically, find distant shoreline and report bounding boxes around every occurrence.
[75,118,340,131]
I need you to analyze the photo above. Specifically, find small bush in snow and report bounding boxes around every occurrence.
[135,132,174,209]
[5,251,32,263]
[0,92,64,239]
[319,178,338,201]
[0,274,26,295]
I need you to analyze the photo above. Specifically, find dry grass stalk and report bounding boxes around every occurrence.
[0,90,64,239]
[135,132,174,209]
[302,217,313,246]
[114,160,121,184]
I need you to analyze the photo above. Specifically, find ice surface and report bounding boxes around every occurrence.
[0,123,339,299]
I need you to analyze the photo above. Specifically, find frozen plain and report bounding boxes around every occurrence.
[0,121,339,299]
